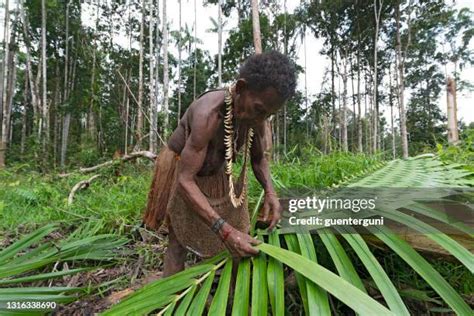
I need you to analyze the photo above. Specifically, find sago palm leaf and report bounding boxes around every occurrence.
[0,223,128,315]
[103,155,473,315]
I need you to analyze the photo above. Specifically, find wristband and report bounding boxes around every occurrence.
[211,218,226,234]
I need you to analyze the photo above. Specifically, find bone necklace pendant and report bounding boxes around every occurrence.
[224,84,254,208]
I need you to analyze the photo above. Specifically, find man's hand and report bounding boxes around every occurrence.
[260,192,282,231]
[219,223,261,258]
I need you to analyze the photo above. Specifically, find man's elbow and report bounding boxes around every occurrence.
[177,173,193,193]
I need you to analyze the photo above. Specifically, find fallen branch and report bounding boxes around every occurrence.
[68,174,101,205]
[59,151,157,177]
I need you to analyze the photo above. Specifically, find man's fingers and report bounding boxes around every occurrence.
[246,245,259,255]
[262,204,270,221]
[268,211,281,231]
[248,237,262,245]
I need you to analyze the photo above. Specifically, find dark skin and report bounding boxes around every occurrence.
[163,79,285,276]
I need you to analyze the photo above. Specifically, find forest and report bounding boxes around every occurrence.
[0,0,473,315]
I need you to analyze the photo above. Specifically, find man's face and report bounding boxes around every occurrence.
[234,80,286,125]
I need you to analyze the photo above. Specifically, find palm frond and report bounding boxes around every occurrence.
[0,224,128,315]
[103,155,473,315]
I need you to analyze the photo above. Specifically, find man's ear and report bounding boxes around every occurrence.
[235,78,247,95]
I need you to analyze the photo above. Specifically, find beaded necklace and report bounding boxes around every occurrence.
[224,84,254,208]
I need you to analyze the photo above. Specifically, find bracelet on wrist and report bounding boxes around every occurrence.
[211,218,226,234]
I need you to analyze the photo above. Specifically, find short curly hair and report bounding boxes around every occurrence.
[238,50,297,100]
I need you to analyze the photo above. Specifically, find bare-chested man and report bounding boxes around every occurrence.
[143,51,297,277]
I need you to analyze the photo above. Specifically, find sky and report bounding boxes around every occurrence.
[1,0,473,126]
[161,0,474,125]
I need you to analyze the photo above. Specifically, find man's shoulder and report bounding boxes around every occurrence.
[189,89,225,119]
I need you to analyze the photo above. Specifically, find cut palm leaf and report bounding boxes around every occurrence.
[368,225,472,315]
[257,243,394,315]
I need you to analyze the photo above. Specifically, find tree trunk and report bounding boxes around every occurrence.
[125,84,130,155]
[251,0,272,159]
[0,39,17,168]
[396,0,409,158]
[331,47,336,150]
[21,74,28,155]
[350,55,356,152]
[41,0,49,167]
[217,0,223,87]
[20,0,39,132]
[162,0,169,137]
[372,0,382,153]
[136,0,145,149]
[389,64,396,159]
[446,77,459,145]
[304,27,309,138]
[60,1,71,170]
[193,0,197,99]
[60,114,71,168]
[357,51,363,152]
[0,0,10,168]
[149,0,157,153]
[0,0,10,127]
[283,0,287,155]
[341,54,348,152]
[251,0,262,54]
[154,0,160,130]
[177,0,181,118]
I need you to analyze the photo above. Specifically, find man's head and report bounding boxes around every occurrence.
[232,51,297,125]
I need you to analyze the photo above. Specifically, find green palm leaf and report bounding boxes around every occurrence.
[267,231,285,315]
[368,225,472,315]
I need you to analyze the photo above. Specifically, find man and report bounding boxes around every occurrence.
[143,51,296,276]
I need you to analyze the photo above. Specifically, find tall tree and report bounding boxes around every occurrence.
[19,0,39,134]
[340,50,348,152]
[396,0,410,158]
[193,0,197,98]
[250,0,272,158]
[149,0,157,153]
[0,0,10,167]
[136,0,145,149]
[162,0,169,137]
[372,0,382,153]
[41,0,49,166]
[251,0,262,54]
[177,0,182,117]
[60,1,72,169]
[217,0,223,87]
[446,76,459,144]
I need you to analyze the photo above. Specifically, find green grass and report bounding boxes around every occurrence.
[0,151,381,233]
[0,163,153,233]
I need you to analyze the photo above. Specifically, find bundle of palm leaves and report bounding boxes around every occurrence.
[103,154,473,315]
[0,222,128,315]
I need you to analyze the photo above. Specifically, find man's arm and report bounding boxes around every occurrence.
[250,123,282,230]
[177,107,260,257]
[250,123,276,194]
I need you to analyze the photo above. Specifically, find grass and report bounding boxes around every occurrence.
[0,151,381,233]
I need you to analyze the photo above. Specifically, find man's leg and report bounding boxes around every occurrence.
[163,225,187,277]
